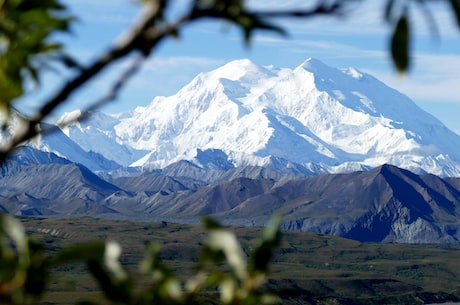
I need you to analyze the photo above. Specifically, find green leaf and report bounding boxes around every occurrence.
[193,0,285,46]
[139,242,163,274]
[220,275,237,303]
[87,260,131,303]
[206,228,248,280]
[449,0,460,27]
[53,241,131,303]
[202,216,224,230]
[103,241,127,281]
[0,214,28,263]
[249,214,282,275]
[24,239,48,296]
[52,240,127,280]
[51,241,106,265]
[0,0,74,112]
[391,12,410,73]
[0,214,30,302]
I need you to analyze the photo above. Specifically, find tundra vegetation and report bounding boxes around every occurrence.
[4,216,460,304]
[1,0,460,304]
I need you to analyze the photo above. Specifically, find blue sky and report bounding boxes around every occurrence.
[16,0,460,133]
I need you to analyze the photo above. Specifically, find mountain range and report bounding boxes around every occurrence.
[2,147,460,243]
[2,58,460,243]
[53,57,460,176]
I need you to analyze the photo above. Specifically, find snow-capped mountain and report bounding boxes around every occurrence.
[56,58,460,176]
[0,112,122,173]
[28,123,122,173]
[57,110,148,167]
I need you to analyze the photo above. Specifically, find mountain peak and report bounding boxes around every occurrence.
[56,109,83,129]
[209,58,263,80]
[297,57,364,82]
[45,58,460,176]
[297,57,326,70]
[224,58,256,68]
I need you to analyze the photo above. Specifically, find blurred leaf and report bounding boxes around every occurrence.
[52,241,132,303]
[87,260,131,304]
[104,241,127,281]
[160,277,183,301]
[0,0,74,113]
[53,240,128,282]
[260,293,280,304]
[391,12,410,73]
[185,271,207,293]
[24,239,48,296]
[51,241,106,265]
[200,243,226,265]
[139,241,172,280]
[193,0,285,46]
[0,214,29,303]
[0,214,28,265]
[237,13,286,46]
[249,214,282,275]
[75,301,99,305]
[206,228,247,281]
[202,216,224,230]
[0,101,9,128]
[220,275,236,303]
[449,0,460,27]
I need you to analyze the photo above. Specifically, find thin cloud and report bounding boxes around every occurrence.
[285,40,384,58]
[253,36,386,65]
[369,53,460,104]
[248,0,458,40]
[246,0,387,37]
[119,56,227,98]
[142,56,226,72]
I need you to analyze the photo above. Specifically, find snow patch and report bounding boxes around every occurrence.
[342,67,363,79]
[42,57,460,177]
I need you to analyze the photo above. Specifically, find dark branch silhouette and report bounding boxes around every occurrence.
[0,0,387,163]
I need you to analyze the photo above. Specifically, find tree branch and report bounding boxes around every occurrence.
[0,0,346,163]
[0,1,166,162]
[40,54,146,138]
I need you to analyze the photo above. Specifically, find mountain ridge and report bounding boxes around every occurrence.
[47,57,460,176]
[4,58,460,243]
[3,148,460,243]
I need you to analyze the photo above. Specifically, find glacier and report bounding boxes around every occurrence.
[38,58,460,176]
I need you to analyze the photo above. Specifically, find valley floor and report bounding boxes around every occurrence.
[18,216,460,305]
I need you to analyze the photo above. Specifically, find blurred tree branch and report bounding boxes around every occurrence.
[0,0,459,163]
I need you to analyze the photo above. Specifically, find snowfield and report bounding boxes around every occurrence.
[35,58,460,176]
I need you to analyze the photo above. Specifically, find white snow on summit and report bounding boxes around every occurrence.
[54,58,460,176]
[57,110,148,167]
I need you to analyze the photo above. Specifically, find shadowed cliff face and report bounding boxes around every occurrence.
[43,59,460,176]
[3,148,460,243]
[274,165,460,242]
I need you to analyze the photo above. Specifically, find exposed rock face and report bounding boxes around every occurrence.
[47,58,460,176]
[275,165,460,243]
[3,148,460,243]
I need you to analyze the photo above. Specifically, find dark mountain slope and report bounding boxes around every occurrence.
[3,151,460,243]
[0,160,122,215]
[167,177,277,215]
[109,170,206,194]
[192,165,460,242]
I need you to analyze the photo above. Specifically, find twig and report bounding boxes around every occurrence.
[0,0,345,163]
[44,54,147,136]
[0,1,164,162]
